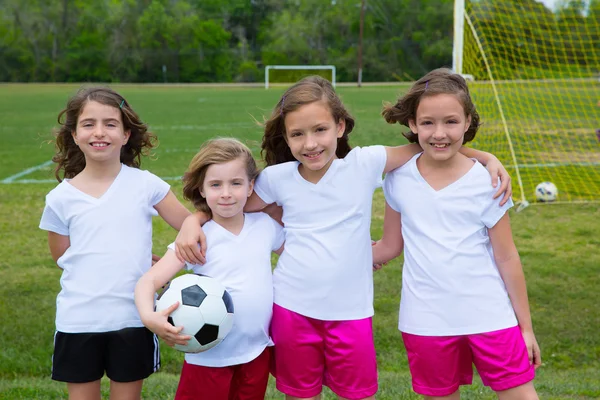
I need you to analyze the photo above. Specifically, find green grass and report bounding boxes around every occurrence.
[0,84,599,398]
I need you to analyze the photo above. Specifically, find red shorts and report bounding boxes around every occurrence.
[402,326,535,396]
[270,304,378,399]
[174,347,271,400]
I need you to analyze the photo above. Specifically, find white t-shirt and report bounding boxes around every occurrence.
[170,213,284,367]
[39,164,170,333]
[254,146,387,321]
[383,153,518,336]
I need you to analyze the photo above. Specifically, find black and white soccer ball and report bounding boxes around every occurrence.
[535,181,558,202]
[156,273,234,353]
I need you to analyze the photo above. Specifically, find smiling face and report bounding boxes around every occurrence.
[72,100,130,166]
[284,101,345,182]
[200,158,254,225]
[408,93,471,164]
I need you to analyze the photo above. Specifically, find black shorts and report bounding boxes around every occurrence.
[52,327,160,383]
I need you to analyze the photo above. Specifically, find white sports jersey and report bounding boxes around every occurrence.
[383,153,518,335]
[39,164,170,333]
[254,146,387,320]
[171,213,284,367]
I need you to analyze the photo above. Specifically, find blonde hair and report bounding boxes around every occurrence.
[182,138,258,216]
[382,68,480,144]
[261,75,355,166]
[52,86,156,181]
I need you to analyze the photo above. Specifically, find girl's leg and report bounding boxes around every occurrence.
[423,391,460,400]
[67,380,101,400]
[228,347,271,400]
[271,305,326,399]
[401,333,472,398]
[109,379,143,400]
[468,327,535,395]
[337,395,374,400]
[286,395,321,400]
[175,361,231,400]
[496,381,538,400]
[322,318,378,400]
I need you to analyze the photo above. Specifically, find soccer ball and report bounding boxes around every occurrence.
[156,273,234,353]
[535,181,558,202]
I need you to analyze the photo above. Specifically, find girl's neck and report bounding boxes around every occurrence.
[212,212,245,236]
[298,156,337,184]
[417,152,464,171]
[416,152,474,191]
[78,160,123,181]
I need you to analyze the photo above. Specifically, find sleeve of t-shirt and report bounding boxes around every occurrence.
[481,177,514,228]
[39,199,69,236]
[357,145,387,189]
[253,168,276,205]
[382,172,401,213]
[143,170,171,207]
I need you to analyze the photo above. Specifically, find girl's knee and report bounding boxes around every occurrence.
[496,381,538,400]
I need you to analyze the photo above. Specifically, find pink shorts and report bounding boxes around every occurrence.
[402,326,535,396]
[174,347,270,400]
[270,304,378,399]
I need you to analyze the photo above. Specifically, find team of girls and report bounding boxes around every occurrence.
[174,75,513,400]
[40,88,191,400]
[372,68,541,399]
[40,75,535,400]
[135,138,284,400]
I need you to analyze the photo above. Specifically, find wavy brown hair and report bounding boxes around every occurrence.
[182,138,259,216]
[382,68,480,144]
[52,87,156,181]
[261,75,355,166]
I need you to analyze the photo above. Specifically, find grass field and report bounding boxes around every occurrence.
[0,84,599,399]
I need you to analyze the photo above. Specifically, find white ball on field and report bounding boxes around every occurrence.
[155,273,234,353]
[535,181,558,202]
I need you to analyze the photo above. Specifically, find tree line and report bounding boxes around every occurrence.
[0,0,597,83]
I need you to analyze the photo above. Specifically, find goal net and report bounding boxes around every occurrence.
[455,0,599,206]
[265,65,336,89]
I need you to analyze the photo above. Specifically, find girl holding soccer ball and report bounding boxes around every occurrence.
[135,138,285,400]
[373,68,541,399]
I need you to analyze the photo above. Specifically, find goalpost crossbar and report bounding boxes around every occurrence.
[265,65,336,89]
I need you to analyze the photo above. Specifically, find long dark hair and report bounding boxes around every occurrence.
[382,68,480,144]
[52,87,156,181]
[261,76,355,166]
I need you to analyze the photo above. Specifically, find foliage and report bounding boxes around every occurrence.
[1,0,594,82]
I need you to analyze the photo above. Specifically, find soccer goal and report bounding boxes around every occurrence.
[264,65,336,89]
[453,0,600,207]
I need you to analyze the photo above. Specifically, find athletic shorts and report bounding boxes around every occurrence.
[175,347,271,400]
[270,304,378,399]
[402,325,535,396]
[52,327,160,383]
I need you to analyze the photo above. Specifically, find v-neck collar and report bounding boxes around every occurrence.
[210,214,250,240]
[293,159,339,188]
[411,155,477,195]
[63,164,124,202]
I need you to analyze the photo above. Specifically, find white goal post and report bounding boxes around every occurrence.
[264,65,336,89]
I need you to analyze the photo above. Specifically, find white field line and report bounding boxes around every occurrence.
[2,160,54,183]
[2,161,597,185]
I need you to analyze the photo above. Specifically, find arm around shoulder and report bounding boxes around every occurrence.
[47,231,70,266]
[154,191,191,231]
[372,202,404,264]
[384,143,422,173]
